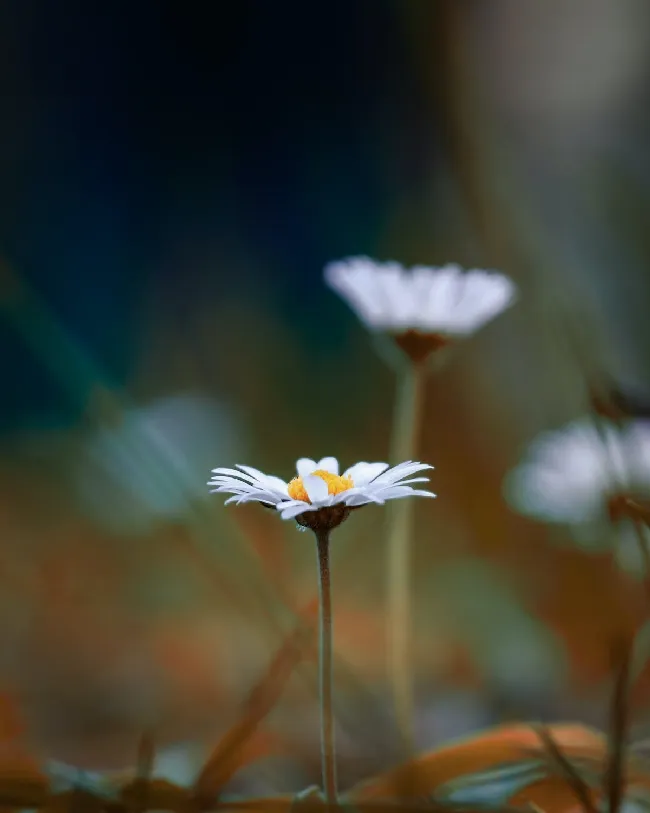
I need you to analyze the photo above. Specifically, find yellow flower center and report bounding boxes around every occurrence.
[287,469,354,503]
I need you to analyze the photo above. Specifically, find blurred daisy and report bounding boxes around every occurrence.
[324,257,516,361]
[505,417,650,573]
[74,394,242,534]
[208,457,435,531]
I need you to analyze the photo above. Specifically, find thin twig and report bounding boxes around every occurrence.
[604,638,632,813]
[532,724,599,813]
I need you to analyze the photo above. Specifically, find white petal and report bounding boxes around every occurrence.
[296,458,318,478]
[329,490,354,505]
[343,461,389,485]
[280,503,314,520]
[416,264,463,331]
[343,493,376,507]
[441,270,515,334]
[224,492,276,506]
[371,461,433,486]
[324,257,395,328]
[348,492,382,506]
[276,499,308,510]
[210,467,260,484]
[260,475,290,496]
[210,480,269,496]
[316,457,339,475]
[375,486,436,500]
[303,474,329,504]
[236,464,273,482]
[233,491,280,505]
[208,482,256,495]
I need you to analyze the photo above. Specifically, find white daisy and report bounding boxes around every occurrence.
[504,417,650,571]
[208,457,435,532]
[505,418,650,523]
[324,257,516,339]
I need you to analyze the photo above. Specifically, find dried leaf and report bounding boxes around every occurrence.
[433,759,550,808]
[348,724,565,802]
[120,777,196,813]
[193,600,318,802]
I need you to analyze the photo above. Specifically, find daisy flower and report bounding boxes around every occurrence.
[208,456,435,532]
[209,455,435,802]
[504,417,650,573]
[324,257,516,362]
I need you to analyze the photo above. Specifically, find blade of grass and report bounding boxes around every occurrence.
[531,724,599,813]
[604,638,633,813]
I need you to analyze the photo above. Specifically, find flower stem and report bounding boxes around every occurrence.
[314,528,338,804]
[632,519,650,605]
[386,359,427,751]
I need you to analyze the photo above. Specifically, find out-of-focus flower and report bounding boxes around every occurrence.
[505,417,650,572]
[505,418,650,524]
[324,258,516,362]
[74,394,242,534]
[208,457,435,531]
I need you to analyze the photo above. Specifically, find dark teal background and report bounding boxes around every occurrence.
[0,0,444,429]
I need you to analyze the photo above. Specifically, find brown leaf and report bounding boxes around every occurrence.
[120,778,196,813]
[192,600,318,802]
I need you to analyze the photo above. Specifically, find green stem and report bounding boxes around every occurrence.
[314,529,338,804]
[386,360,427,751]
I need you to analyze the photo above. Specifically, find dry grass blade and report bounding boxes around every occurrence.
[531,724,598,813]
[137,732,156,780]
[126,732,157,813]
[193,599,319,802]
[603,638,633,813]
